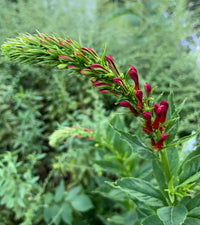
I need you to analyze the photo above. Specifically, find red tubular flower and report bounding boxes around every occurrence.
[144,83,152,96]
[135,90,143,111]
[92,81,111,87]
[105,56,120,76]
[156,133,168,149]
[129,65,139,91]
[142,112,153,134]
[119,101,138,116]
[160,101,169,123]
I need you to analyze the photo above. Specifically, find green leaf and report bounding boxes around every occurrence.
[178,155,200,187]
[177,129,200,145]
[167,91,176,121]
[182,146,200,166]
[157,205,187,225]
[172,98,187,119]
[54,180,65,203]
[183,218,200,225]
[114,129,155,159]
[142,215,164,225]
[186,193,200,211]
[188,207,200,219]
[111,177,166,207]
[50,204,62,225]
[166,147,179,178]
[44,192,54,204]
[66,186,82,201]
[165,120,179,144]
[95,160,125,175]
[43,206,52,223]
[106,118,132,157]
[124,211,138,225]
[152,159,168,196]
[71,194,93,212]
[61,202,73,225]
[93,186,127,201]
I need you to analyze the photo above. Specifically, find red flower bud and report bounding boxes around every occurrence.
[59,55,72,60]
[113,77,122,84]
[135,90,143,111]
[59,40,66,47]
[67,65,79,69]
[98,89,110,94]
[81,47,98,58]
[144,83,151,96]
[160,101,169,123]
[119,101,138,116]
[142,112,153,134]
[80,68,97,75]
[93,81,111,87]
[105,56,120,76]
[129,65,139,90]
[66,40,72,44]
[90,64,109,72]
[142,112,151,123]
[152,103,164,129]
[156,133,168,149]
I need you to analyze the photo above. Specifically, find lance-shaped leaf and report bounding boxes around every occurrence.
[109,177,166,207]
[157,205,187,225]
[114,128,155,159]
[178,155,200,187]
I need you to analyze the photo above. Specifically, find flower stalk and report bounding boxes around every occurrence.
[1,32,170,152]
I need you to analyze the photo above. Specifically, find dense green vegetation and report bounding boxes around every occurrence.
[0,0,199,224]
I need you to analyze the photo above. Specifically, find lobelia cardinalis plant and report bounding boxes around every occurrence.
[1,32,200,225]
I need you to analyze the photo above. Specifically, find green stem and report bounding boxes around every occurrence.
[160,149,171,183]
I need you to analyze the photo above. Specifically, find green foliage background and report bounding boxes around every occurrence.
[0,0,199,224]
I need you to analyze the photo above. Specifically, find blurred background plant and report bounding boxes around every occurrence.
[0,0,200,224]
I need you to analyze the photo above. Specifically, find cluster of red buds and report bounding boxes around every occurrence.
[1,32,170,152]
